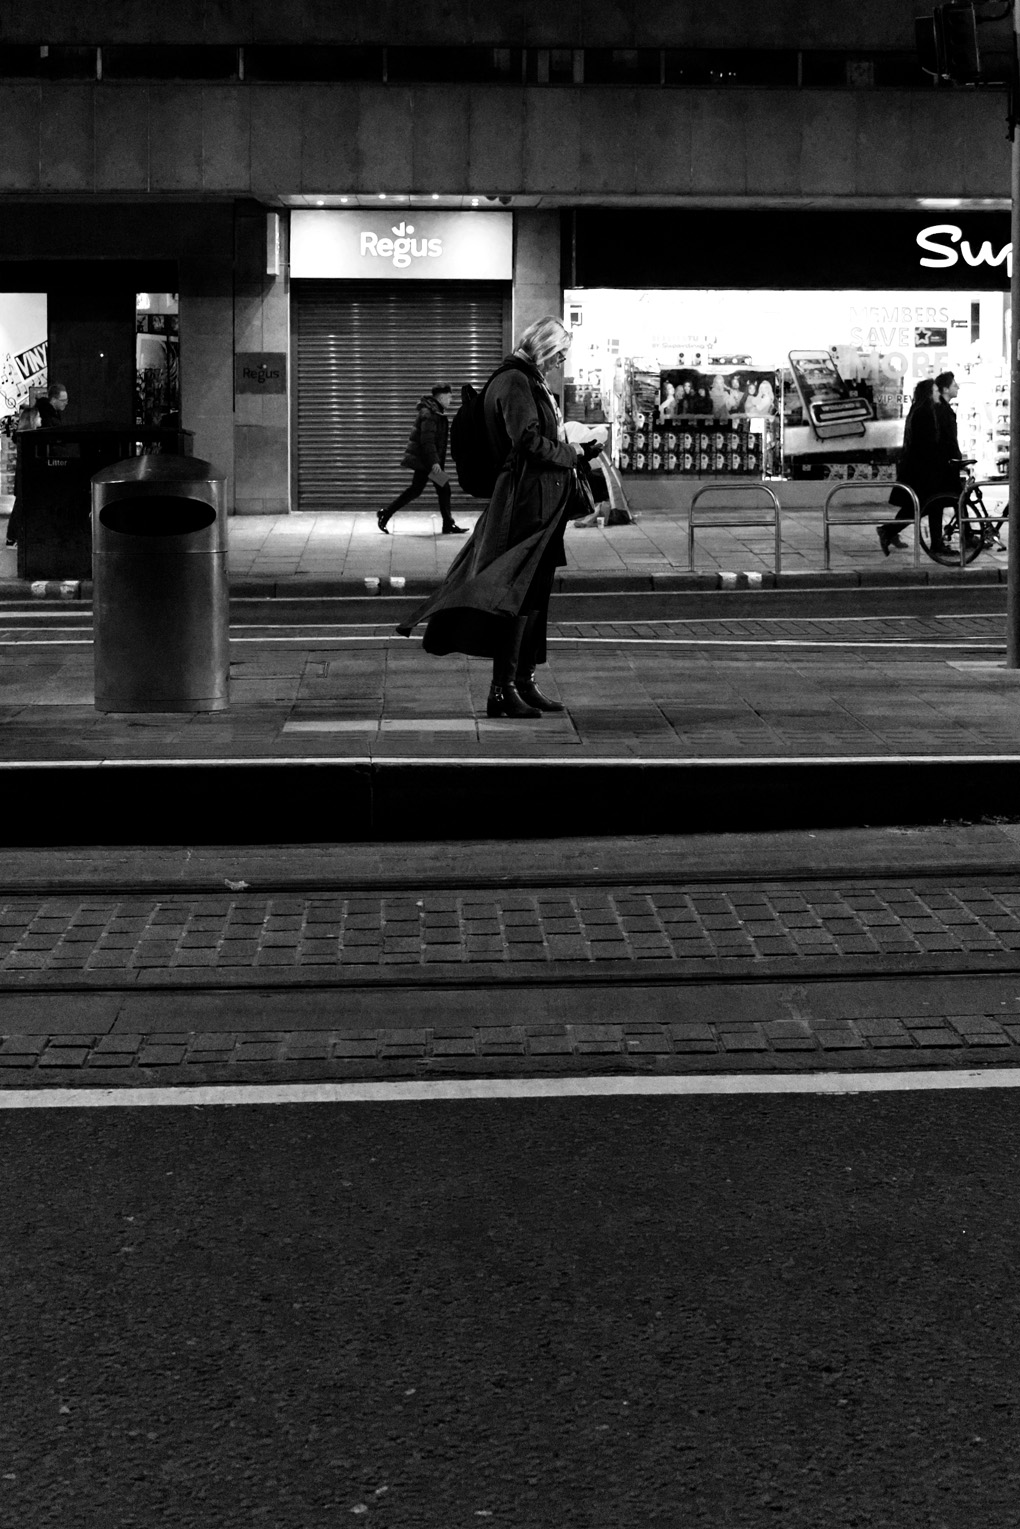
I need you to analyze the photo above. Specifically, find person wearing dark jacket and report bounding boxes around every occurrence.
[397,316,600,719]
[878,375,962,555]
[5,382,68,549]
[377,383,466,535]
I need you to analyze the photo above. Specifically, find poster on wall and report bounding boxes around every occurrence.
[657,368,779,421]
[783,343,906,464]
[787,351,873,439]
[0,293,47,428]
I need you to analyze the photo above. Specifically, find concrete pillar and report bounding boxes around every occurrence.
[178,256,235,509]
[512,210,564,344]
[233,207,291,515]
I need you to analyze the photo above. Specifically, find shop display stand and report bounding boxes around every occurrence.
[617,414,780,478]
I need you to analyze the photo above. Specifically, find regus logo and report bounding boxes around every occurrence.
[360,222,443,269]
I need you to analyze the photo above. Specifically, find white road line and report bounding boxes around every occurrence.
[1,1070,1019,1109]
[0,637,1002,652]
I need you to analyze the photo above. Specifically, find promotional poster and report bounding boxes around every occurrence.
[657,368,779,422]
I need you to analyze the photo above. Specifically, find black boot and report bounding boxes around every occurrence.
[377,509,391,534]
[486,681,542,719]
[515,669,565,712]
[487,617,540,718]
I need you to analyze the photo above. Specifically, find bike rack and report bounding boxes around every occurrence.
[823,483,921,571]
[955,477,1009,569]
[688,482,783,574]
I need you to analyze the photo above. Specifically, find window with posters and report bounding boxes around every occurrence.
[564,211,1011,486]
[0,292,47,504]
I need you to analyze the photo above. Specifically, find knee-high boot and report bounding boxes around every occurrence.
[515,611,565,712]
[487,616,541,718]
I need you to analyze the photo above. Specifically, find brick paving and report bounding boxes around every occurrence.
[3,875,1020,1080]
[3,1010,1020,1081]
[1,879,1020,979]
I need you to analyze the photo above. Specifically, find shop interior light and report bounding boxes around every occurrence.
[339,196,349,203]
[432,193,440,199]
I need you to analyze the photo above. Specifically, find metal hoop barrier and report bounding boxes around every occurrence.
[688,483,784,574]
[822,483,921,571]
[955,477,1009,569]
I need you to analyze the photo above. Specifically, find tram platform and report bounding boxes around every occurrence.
[0,587,1017,843]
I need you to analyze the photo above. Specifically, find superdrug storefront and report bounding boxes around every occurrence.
[563,209,1012,484]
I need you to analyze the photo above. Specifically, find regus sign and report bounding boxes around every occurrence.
[360,221,444,268]
[917,222,1012,278]
[290,209,513,280]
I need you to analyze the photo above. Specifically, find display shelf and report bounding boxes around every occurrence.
[616,414,779,477]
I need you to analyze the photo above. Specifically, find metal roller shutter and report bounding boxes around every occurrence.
[294,280,508,512]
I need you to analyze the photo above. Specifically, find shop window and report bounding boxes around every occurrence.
[101,45,238,81]
[0,44,97,79]
[583,49,662,86]
[135,293,180,430]
[526,49,578,85]
[664,50,799,88]
[387,47,524,83]
[243,45,383,82]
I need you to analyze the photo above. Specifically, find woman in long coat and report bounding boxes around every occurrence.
[398,316,597,718]
[879,377,951,554]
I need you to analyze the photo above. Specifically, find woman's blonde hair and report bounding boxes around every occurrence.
[516,316,571,372]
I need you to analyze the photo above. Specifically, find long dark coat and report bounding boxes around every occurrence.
[397,357,576,661]
[891,399,958,513]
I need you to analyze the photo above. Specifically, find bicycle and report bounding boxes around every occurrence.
[918,459,1009,567]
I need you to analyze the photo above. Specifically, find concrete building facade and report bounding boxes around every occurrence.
[0,1,1010,513]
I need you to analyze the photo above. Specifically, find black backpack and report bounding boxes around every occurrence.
[450,360,535,498]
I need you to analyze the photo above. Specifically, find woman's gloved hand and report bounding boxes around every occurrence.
[581,440,604,461]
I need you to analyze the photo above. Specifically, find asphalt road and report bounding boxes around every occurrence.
[4,1089,1020,1527]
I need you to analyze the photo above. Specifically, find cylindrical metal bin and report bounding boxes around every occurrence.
[91,455,228,713]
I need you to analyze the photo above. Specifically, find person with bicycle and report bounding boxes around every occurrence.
[879,374,960,556]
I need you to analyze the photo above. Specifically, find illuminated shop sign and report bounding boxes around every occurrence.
[916,223,1011,278]
[571,211,1013,290]
[290,210,513,280]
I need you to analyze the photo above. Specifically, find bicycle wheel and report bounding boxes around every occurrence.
[969,486,1008,550]
[919,494,983,566]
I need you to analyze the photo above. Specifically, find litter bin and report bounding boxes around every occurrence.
[91,455,228,713]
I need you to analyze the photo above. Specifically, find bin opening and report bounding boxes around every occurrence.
[99,497,217,535]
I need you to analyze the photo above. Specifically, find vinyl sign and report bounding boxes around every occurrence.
[290,210,513,280]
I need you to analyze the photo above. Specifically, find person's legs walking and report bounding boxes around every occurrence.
[434,479,465,535]
[378,472,428,533]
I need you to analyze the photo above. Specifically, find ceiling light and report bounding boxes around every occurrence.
[340,196,349,203]
[470,198,479,206]
[379,193,387,200]
[432,193,440,200]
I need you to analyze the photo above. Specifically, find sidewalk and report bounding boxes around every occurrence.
[0,598,1017,840]
[1,486,1010,599]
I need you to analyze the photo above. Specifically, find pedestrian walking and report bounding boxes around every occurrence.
[397,316,602,719]
[878,376,959,555]
[377,383,466,536]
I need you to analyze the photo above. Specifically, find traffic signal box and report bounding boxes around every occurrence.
[916,2,1017,87]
